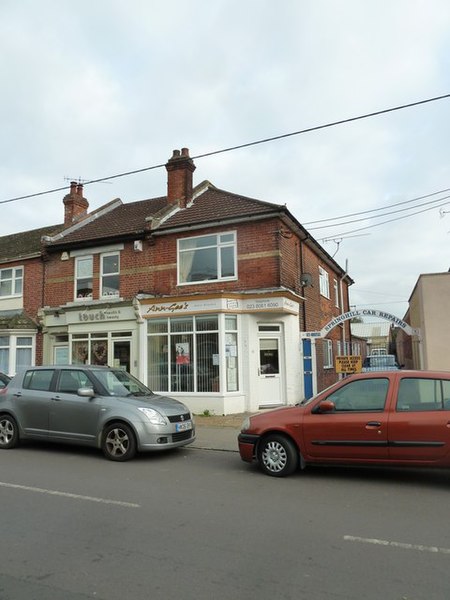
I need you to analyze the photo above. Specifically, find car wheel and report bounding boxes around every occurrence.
[258,434,298,477]
[102,422,136,461]
[0,414,19,449]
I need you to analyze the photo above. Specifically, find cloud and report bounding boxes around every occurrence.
[1,0,449,319]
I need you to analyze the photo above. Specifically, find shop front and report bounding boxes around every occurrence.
[41,302,141,376]
[137,292,302,415]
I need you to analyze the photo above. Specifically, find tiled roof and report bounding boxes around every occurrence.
[43,183,284,248]
[46,196,168,246]
[157,185,283,230]
[0,224,64,263]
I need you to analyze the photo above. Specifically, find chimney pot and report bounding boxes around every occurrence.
[63,181,89,226]
[165,147,196,208]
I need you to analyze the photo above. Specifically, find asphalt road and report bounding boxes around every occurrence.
[0,441,450,600]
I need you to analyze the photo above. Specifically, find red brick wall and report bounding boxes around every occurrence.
[299,243,351,391]
[42,218,351,392]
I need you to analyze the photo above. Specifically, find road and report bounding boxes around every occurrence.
[0,441,449,599]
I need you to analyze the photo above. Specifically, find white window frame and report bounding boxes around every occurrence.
[0,266,23,298]
[324,339,333,369]
[0,333,35,376]
[100,252,120,299]
[319,266,330,298]
[75,256,93,300]
[333,278,339,307]
[178,231,237,285]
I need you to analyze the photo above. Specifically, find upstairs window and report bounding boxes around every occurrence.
[0,267,23,297]
[333,278,340,307]
[319,266,330,298]
[75,256,93,300]
[178,232,237,284]
[101,253,120,298]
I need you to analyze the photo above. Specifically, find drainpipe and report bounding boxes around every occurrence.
[339,259,349,354]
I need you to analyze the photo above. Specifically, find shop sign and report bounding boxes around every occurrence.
[143,295,299,317]
[78,308,121,322]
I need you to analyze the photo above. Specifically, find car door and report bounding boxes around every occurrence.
[12,369,55,437]
[388,375,450,463]
[302,377,391,462]
[48,369,102,442]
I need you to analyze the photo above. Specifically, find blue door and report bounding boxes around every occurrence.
[302,339,313,399]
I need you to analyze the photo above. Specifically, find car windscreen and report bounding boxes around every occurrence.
[93,369,153,397]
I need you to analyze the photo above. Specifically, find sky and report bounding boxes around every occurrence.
[1,0,449,321]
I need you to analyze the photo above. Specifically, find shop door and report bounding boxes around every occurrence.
[112,340,131,372]
[257,336,283,407]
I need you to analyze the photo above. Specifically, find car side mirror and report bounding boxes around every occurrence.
[78,387,95,398]
[317,400,335,413]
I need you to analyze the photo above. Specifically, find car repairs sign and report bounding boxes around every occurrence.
[335,355,362,374]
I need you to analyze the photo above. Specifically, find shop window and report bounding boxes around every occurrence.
[75,256,93,300]
[147,315,235,394]
[225,316,239,392]
[0,335,34,376]
[101,253,120,298]
[178,232,237,284]
[0,267,23,297]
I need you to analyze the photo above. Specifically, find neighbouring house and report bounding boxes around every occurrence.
[396,271,450,371]
[350,321,393,358]
[0,148,353,414]
[0,224,63,375]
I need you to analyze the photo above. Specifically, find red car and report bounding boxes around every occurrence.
[238,370,450,477]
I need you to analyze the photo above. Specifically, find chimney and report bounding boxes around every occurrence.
[165,147,196,208]
[63,181,89,225]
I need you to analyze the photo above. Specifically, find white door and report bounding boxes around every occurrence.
[257,336,283,407]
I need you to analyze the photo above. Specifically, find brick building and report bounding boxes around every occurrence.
[0,148,353,414]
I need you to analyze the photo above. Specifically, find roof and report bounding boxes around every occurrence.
[0,180,353,282]
[351,321,392,339]
[0,223,64,263]
[42,182,284,247]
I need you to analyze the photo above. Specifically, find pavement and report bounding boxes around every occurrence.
[191,413,249,452]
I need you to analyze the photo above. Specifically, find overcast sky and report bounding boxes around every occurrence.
[1,0,449,320]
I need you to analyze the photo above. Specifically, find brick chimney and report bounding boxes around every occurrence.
[165,148,196,208]
[63,181,89,225]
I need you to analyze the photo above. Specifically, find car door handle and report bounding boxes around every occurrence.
[366,421,381,427]
[51,396,62,401]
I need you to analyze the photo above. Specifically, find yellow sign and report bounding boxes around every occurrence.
[335,355,362,374]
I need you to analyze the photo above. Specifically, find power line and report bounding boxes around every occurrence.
[309,192,450,231]
[1,92,449,206]
[303,186,450,226]
[319,196,450,241]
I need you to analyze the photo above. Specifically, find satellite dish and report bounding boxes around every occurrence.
[300,273,313,287]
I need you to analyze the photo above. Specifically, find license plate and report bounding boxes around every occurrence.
[176,420,192,432]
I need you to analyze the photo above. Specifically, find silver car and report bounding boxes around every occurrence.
[0,365,195,461]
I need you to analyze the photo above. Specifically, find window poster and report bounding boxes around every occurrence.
[176,343,190,365]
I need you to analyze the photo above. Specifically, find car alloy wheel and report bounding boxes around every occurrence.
[258,434,298,477]
[102,422,136,461]
[0,415,19,449]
